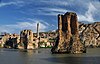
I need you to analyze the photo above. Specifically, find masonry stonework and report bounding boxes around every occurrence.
[51,12,86,53]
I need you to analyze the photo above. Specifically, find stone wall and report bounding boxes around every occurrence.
[20,30,36,49]
[51,12,86,53]
[0,33,19,48]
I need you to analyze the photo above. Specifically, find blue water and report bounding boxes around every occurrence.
[0,48,100,64]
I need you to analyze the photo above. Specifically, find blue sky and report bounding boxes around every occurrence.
[0,0,100,34]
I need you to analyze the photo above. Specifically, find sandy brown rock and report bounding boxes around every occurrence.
[79,22,100,47]
[20,30,35,49]
[51,12,86,53]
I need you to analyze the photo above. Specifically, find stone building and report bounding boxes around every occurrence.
[0,33,19,48]
[51,12,86,53]
[20,29,38,49]
[33,31,57,48]
[0,33,10,47]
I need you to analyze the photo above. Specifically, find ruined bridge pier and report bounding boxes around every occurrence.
[51,12,86,53]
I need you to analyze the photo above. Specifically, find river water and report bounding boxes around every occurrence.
[0,48,100,64]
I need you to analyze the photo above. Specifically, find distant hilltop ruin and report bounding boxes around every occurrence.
[51,12,86,53]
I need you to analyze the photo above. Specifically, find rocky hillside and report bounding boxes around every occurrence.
[79,22,100,47]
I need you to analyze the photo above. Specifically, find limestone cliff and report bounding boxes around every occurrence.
[79,22,100,47]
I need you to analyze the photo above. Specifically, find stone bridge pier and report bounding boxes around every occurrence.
[51,12,86,53]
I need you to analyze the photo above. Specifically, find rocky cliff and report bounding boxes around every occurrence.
[79,22,100,47]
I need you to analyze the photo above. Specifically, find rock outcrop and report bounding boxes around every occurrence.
[51,12,86,53]
[79,22,100,47]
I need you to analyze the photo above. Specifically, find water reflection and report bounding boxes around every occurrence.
[43,56,100,64]
[0,48,100,64]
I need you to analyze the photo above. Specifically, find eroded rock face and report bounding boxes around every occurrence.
[51,12,86,53]
[79,22,100,47]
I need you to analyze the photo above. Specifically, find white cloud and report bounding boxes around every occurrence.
[78,3,97,22]
[0,1,24,7]
[0,20,50,34]
[36,8,72,16]
[25,18,50,26]
[41,0,68,6]
[41,8,68,13]
[85,3,97,22]
[0,0,100,34]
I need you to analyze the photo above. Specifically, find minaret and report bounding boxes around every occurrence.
[37,23,39,38]
[36,23,40,48]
